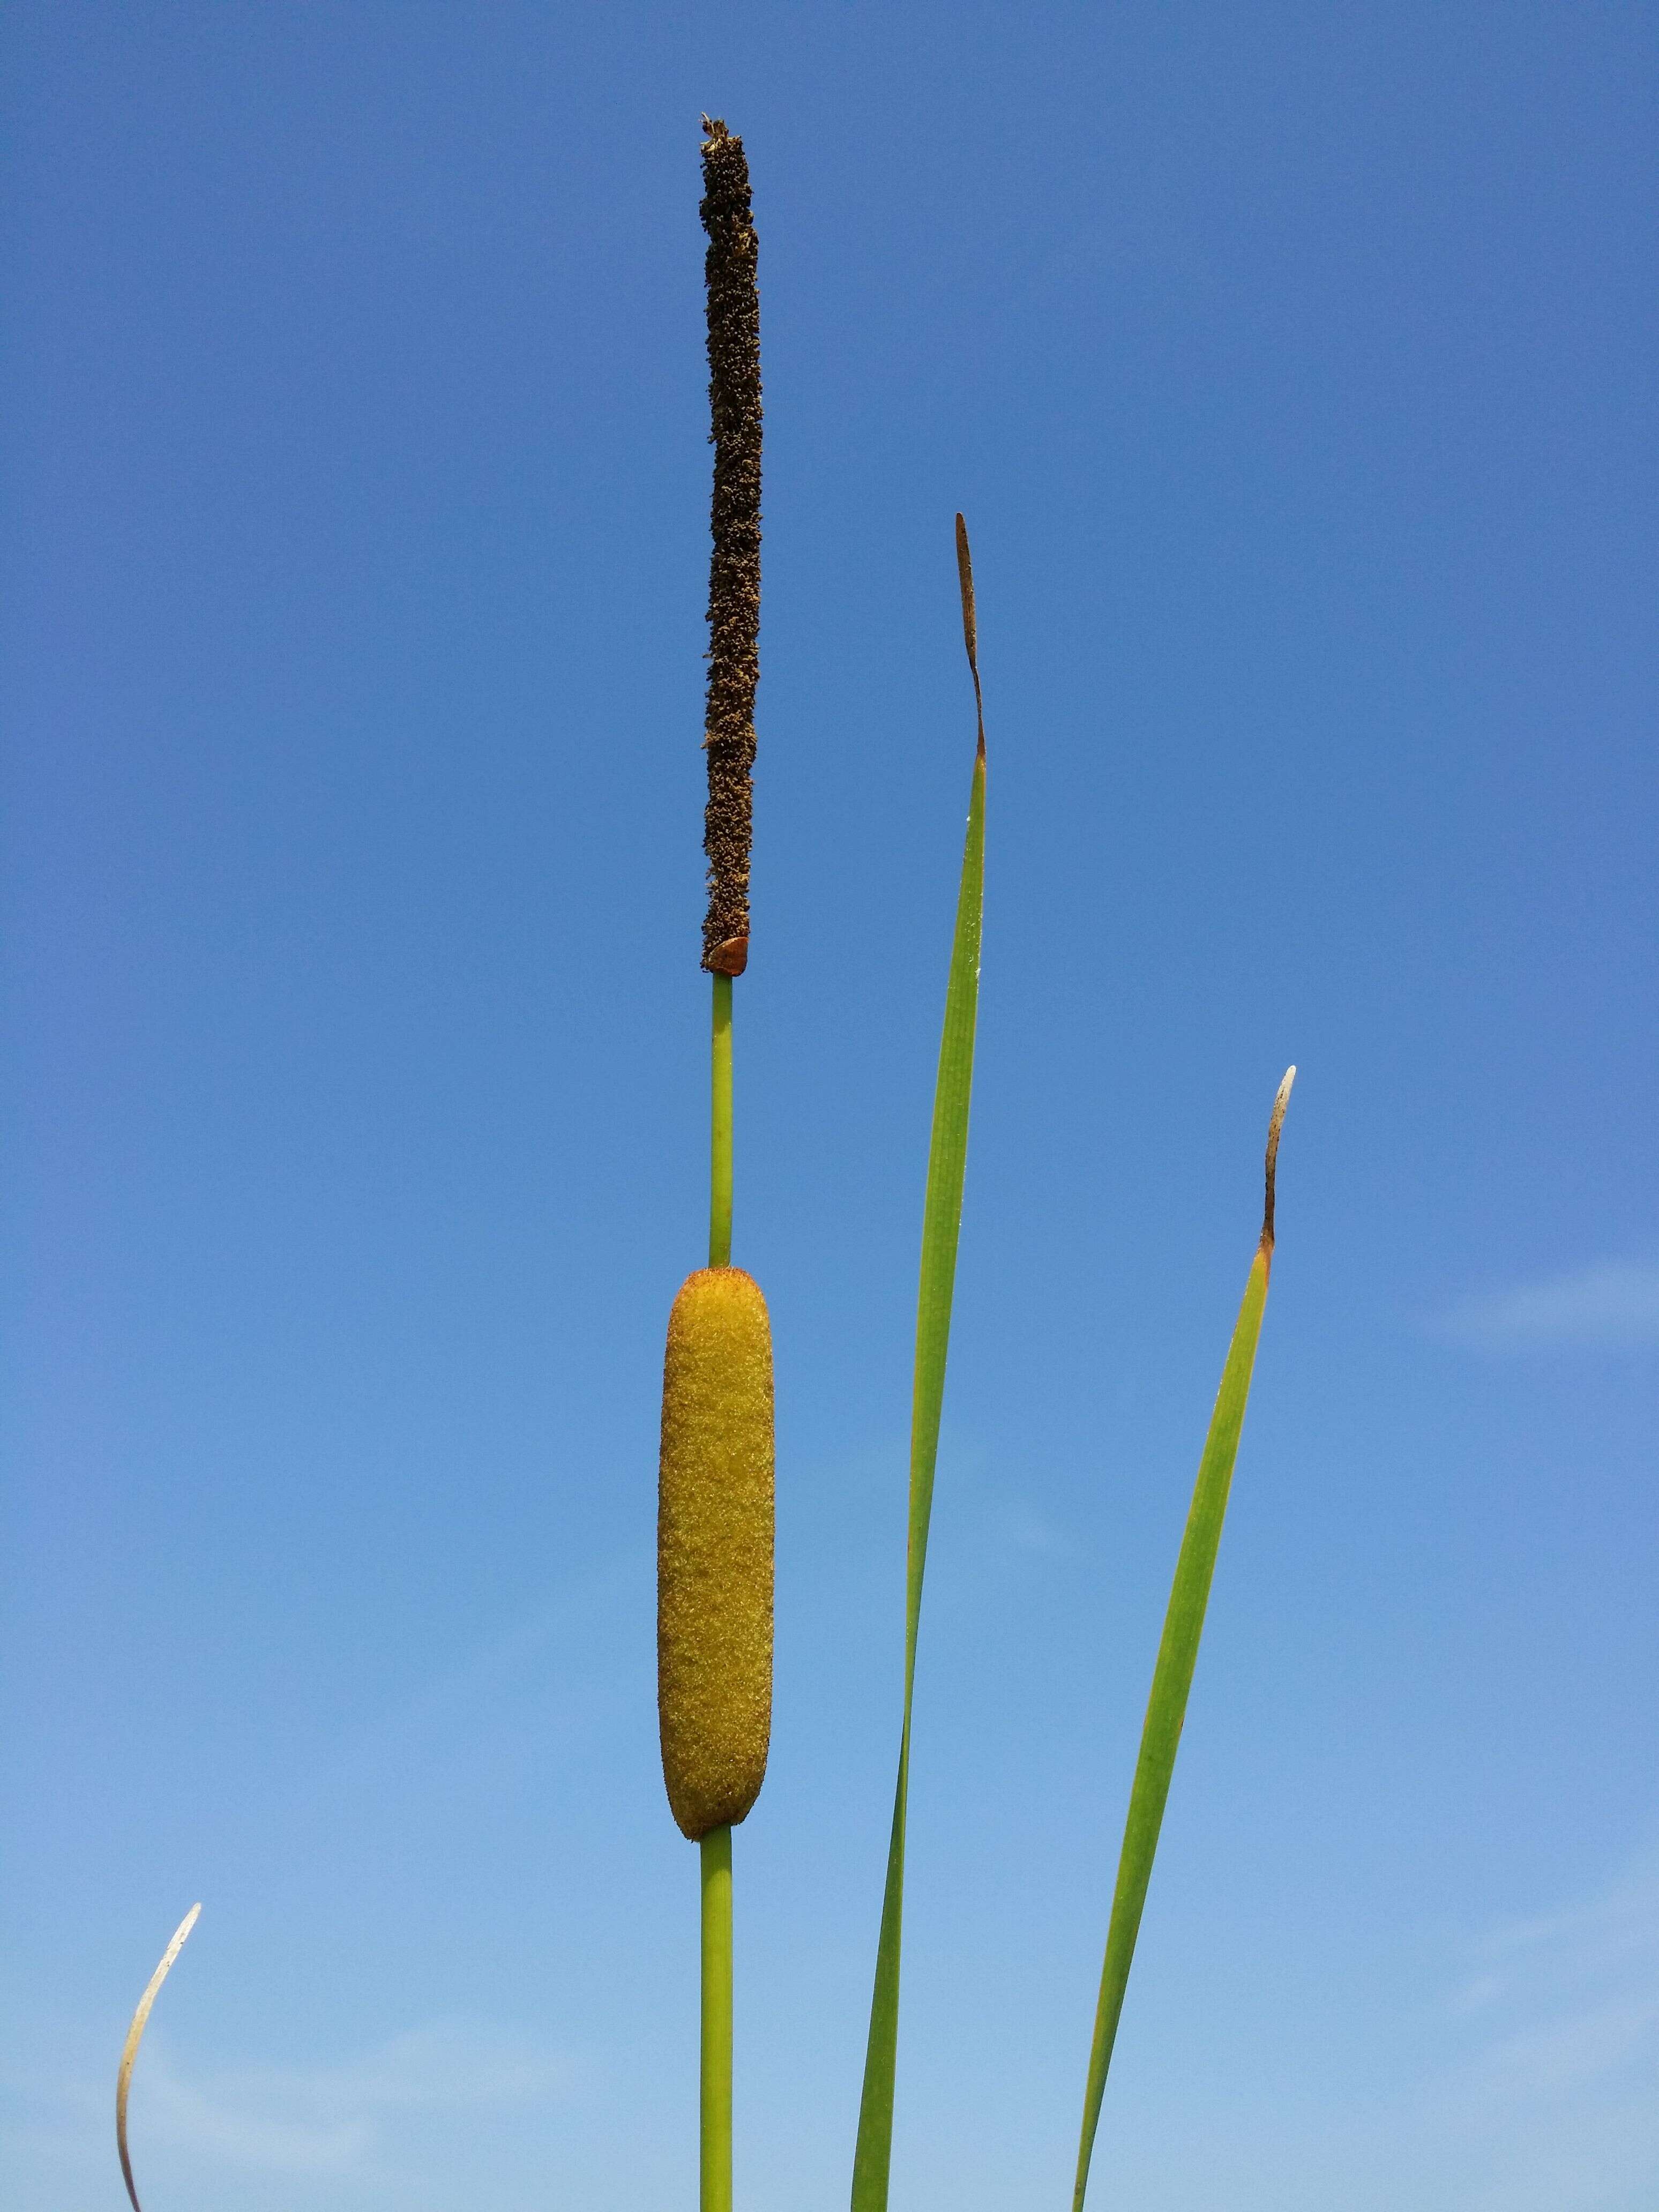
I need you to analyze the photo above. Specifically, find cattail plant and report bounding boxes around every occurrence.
[100,130,1304,2212]
[655,115,771,2212]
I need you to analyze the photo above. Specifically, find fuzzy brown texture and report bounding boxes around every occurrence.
[699,118,761,974]
[657,1267,774,1838]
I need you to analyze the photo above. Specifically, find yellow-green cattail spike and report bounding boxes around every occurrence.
[657,1264,775,1840]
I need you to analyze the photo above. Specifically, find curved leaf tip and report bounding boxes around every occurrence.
[1262,1065,1295,1249]
[117,1903,200,2212]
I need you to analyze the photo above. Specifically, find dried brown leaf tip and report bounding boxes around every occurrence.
[699,117,763,975]
[116,1903,200,2212]
[955,513,985,760]
[1261,1066,1296,1253]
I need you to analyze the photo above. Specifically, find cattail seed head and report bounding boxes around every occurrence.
[657,1265,774,1838]
[699,117,761,977]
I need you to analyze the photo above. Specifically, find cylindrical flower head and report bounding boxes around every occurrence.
[657,1266,774,1839]
[698,117,761,978]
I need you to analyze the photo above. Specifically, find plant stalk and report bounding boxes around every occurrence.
[699,973,736,2212]
[709,973,734,1267]
[701,1824,735,2212]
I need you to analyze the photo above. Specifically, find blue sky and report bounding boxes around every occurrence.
[3,4,1656,2207]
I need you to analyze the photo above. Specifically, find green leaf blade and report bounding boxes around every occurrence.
[1072,1069,1293,2211]
[851,745,985,2212]
[906,752,985,1658]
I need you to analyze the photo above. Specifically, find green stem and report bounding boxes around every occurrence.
[703,978,735,2204]
[709,973,733,1268]
[700,1824,734,2212]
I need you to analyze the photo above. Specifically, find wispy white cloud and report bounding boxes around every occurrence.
[130,2018,571,2179]
[1436,1261,1659,1349]
[1107,1854,1659,2212]
[1397,1857,1659,2210]
[10,1866,1656,2210]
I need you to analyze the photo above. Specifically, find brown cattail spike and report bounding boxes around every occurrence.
[699,118,762,975]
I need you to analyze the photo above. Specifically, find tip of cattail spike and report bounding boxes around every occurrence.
[955,513,985,759]
[1261,1066,1296,1252]
[699,118,763,973]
